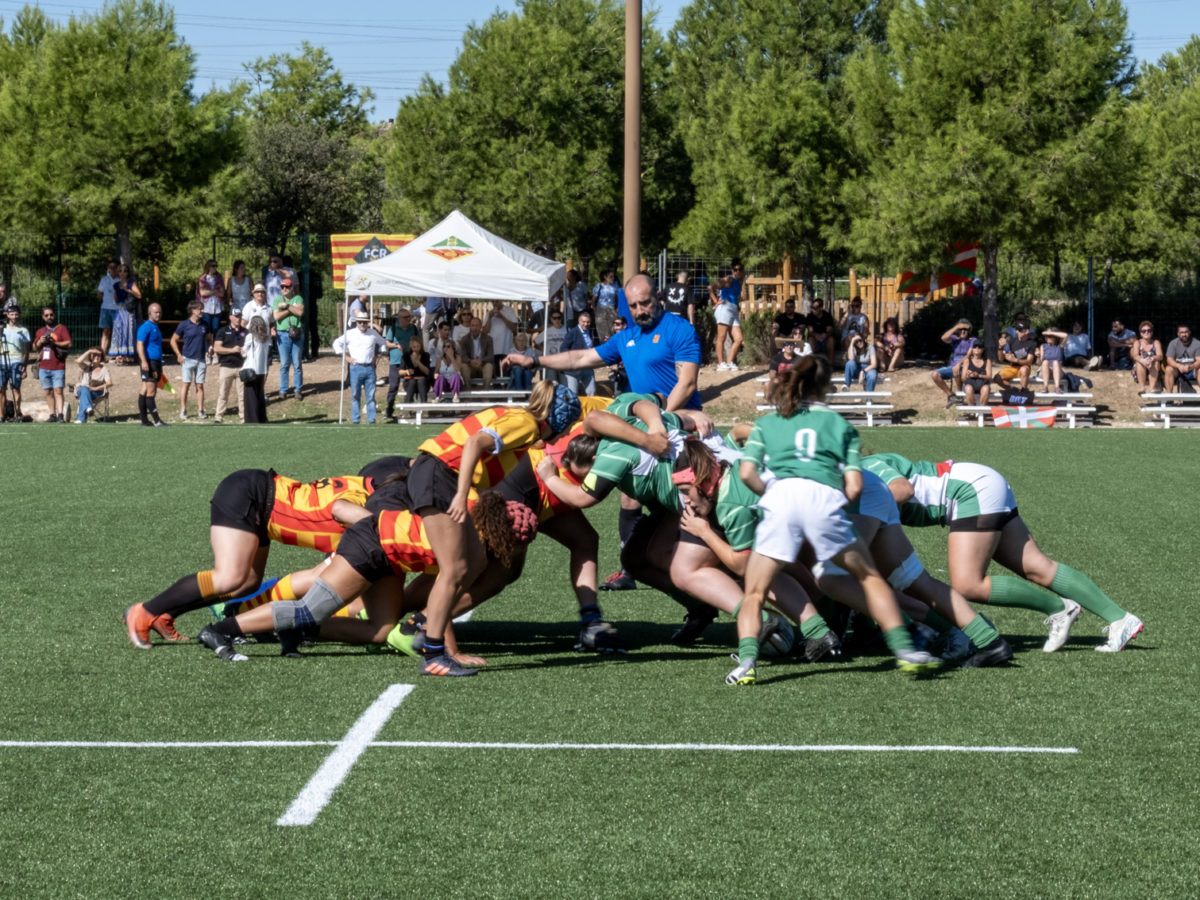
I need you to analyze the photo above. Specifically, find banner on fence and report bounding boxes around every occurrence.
[899,241,979,294]
[331,234,413,290]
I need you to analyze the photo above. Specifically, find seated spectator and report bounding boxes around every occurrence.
[1107,319,1135,369]
[451,305,473,342]
[961,343,992,406]
[429,320,456,364]
[1038,328,1068,393]
[433,340,464,402]
[606,316,629,394]
[1003,310,1031,342]
[384,308,419,419]
[766,339,805,403]
[1164,324,1200,394]
[457,316,494,390]
[1131,321,1163,393]
[1063,321,1099,369]
[875,317,906,372]
[843,331,878,392]
[509,333,533,391]
[772,298,803,346]
[839,296,870,354]
[805,298,836,364]
[931,318,978,408]
[994,321,1037,389]
[73,346,111,423]
[401,334,431,404]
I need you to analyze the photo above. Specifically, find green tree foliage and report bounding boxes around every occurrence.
[384,0,686,262]
[244,42,372,136]
[844,0,1134,351]
[0,0,238,263]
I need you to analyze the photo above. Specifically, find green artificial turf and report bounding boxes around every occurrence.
[0,424,1196,898]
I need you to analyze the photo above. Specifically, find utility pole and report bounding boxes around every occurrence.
[623,0,641,283]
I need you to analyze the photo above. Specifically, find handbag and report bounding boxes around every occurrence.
[239,368,257,384]
[287,325,302,341]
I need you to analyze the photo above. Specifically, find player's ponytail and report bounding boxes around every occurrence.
[777,356,830,417]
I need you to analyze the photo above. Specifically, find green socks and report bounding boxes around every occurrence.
[963,614,1000,649]
[986,575,1064,616]
[883,625,915,654]
[799,615,831,641]
[738,636,759,663]
[1050,564,1125,624]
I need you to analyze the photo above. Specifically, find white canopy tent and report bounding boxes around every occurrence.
[338,210,566,422]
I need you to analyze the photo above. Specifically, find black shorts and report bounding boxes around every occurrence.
[494,455,540,512]
[404,452,460,514]
[140,359,163,383]
[964,377,988,392]
[358,455,413,486]
[365,478,413,514]
[210,468,275,546]
[334,516,393,583]
[949,508,1020,533]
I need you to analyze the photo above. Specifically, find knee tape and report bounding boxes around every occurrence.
[886,552,924,592]
[271,577,345,631]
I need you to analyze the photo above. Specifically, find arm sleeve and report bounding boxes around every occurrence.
[740,422,766,468]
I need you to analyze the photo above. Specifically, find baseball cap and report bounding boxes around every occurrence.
[281,278,294,287]
[230,307,242,317]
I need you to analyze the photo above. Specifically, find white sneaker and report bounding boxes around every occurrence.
[725,656,757,685]
[716,362,730,371]
[894,648,940,674]
[727,362,740,371]
[196,410,207,420]
[1086,356,1101,370]
[1042,598,1081,652]
[178,409,188,420]
[1095,613,1143,652]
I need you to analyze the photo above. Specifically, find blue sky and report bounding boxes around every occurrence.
[2,0,1196,121]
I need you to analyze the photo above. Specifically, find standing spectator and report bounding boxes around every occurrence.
[1107,319,1135,369]
[196,259,225,357]
[264,252,294,302]
[97,259,119,360]
[771,298,803,345]
[931,319,978,408]
[710,262,744,370]
[136,302,167,427]
[1164,323,1200,393]
[457,316,494,390]
[400,334,432,404]
[239,314,270,424]
[333,310,388,424]
[1,301,30,420]
[663,271,695,324]
[273,278,305,400]
[1130,321,1163,393]
[422,296,447,340]
[384,308,419,419]
[225,260,253,313]
[484,299,519,371]
[560,309,598,396]
[1038,328,1068,393]
[765,339,804,404]
[346,294,368,325]
[605,317,629,393]
[1063,321,1099,369]
[843,331,878,392]
[510,333,534,390]
[838,296,870,354]
[35,305,71,422]
[539,309,567,355]
[240,283,271,331]
[961,343,992,406]
[875,317,906,372]
[213,307,247,424]
[72,347,111,424]
[170,300,210,420]
[994,321,1037,390]
[111,263,141,365]
[805,297,837,364]
[565,270,590,326]
[432,339,464,402]
[429,320,457,369]
[592,269,620,339]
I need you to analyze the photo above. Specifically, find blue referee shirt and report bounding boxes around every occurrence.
[595,309,702,409]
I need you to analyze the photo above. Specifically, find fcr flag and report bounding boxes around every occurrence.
[899,242,979,294]
[991,406,1056,428]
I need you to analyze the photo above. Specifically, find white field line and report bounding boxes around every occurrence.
[276,683,413,827]
[453,609,474,623]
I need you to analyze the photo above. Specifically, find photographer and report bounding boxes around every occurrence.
[1,300,31,421]
[35,305,71,422]
[842,328,878,392]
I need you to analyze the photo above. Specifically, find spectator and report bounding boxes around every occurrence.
[710,263,744,371]
[559,309,597,396]
[1003,310,1031,342]
[843,331,878,392]
[805,297,836,364]
[423,296,447,338]
[35,305,71,422]
[1038,328,1068,393]
[384,308,419,419]
[136,302,167,427]
[432,339,464,402]
[197,259,225,355]
[241,283,273,332]
[766,339,804,403]
[240,314,270,424]
[400,334,432,404]
[606,316,629,394]
[592,269,620,339]
[875,317,906,372]
[539,310,567,355]
[457,316,495,390]
[838,296,870,354]
[931,319,978,408]
[663,271,695,324]
[451,305,473,342]
[72,347,111,424]
[484,299,519,370]
[264,252,293,302]
[97,259,119,360]
[509,333,533,391]
[346,294,368,325]
[213,307,247,424]
[333,310,389,424]
[225,260,253,312]
[429,320,457,369]
[1107,319,1135,369]
[1131,321,1163,393]
[565,270,590,326]
[961,343,992,406]
[772,298,803,346]
[1063,321,1099,369]
[1164,324,1200,394]
[170,299,210,420]
[1,301,30,421]
[273,278,305,400]
[111,263,141,365]
[995,321,1037,390]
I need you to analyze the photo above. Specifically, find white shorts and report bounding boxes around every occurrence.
[182,358,207,384]
[714,303,741,328]
[945,462,1016,524]
[754,477,857,564]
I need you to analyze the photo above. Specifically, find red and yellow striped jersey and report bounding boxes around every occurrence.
[524,445,584,522]
[377,509,439,576]
[267,475,370,551]
[416,406,542,489]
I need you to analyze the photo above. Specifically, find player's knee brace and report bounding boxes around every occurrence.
[886,553,924,592]
[271,577,346,631]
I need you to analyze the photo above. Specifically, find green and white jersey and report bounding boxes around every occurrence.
[863,453,954,527]
[741,404,860,491]
[606,391,660,422]
[714,465,760,552]
[581,411,684,512]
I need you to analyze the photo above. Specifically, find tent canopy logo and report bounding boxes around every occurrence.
[427,236,474,261]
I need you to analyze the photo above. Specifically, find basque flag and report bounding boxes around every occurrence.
[990,406,1056,428]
